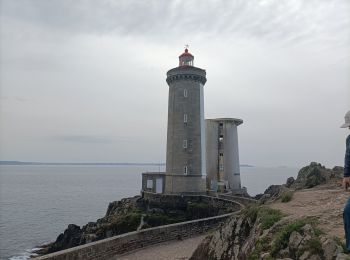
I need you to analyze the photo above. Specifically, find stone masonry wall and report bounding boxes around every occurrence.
[34,213,232,260]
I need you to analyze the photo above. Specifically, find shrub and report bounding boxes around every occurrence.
[306,237,323,255]
[144,214,186,227]
[242,206,259,223]
[334,236,347,253]
[248,237,271,260]
[102,212,141,235]
[186,202,219,219]
[281,191,294,203]
[258,207,284,230]
[242,206,283,230]
[271,219,306,256]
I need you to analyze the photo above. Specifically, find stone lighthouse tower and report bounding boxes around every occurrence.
[164,48,207,193]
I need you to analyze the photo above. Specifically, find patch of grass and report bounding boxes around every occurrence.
[241,206,284,230]
[144,214,186,227]
[334,236,348,253]
[186,202,220,219]
[281,191,294,203]
[99,212,142,236]
[313,226,324,237]
[271,219,307,256]
[258,208,284,230]
[248,237,271,260]
[306,237,323,255]
[241,206,259,223]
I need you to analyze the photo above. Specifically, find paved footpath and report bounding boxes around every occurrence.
[110,235,206,260]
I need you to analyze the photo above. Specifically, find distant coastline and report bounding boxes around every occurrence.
[0,161,254,167]
[0,161,165,166]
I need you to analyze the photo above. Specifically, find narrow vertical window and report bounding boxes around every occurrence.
[183,139,188,149]
[184,89,188,97]
[184,113,188,123]
[184,166,188,175]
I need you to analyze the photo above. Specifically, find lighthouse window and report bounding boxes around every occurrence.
[183,140,188,148]
[184,166,188,175]
[184,89,188,97]
[184,113,188,123]
[219,165,224,171]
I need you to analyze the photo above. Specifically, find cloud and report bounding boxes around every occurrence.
[1,0,349,48]
[0,0,349,166]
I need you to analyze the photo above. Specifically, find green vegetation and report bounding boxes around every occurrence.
[271,219,307,256]
[305,237,323,255]
[248,237,271,260]
[242,206,259,222]
[242,206,284,230]
[259,207,284,230]
[334,236,348,253]
[98,212,142,236]
[186,202,224,219]
[281,191,294,203]
[144,214,186,227]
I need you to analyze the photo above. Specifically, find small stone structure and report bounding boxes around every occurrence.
[142,172,206,194]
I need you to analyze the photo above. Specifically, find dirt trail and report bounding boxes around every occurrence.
[269,185,349,238]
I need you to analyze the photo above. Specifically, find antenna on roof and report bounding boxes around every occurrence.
[185,44,189,49]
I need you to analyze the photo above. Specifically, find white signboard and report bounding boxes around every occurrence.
[146,179,153,189]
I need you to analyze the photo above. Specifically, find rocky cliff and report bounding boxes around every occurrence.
[35,194,234,255]
[191,163,349,260]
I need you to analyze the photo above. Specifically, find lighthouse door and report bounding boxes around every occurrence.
[155,178,163,194]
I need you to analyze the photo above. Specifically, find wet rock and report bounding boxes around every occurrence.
[47,224,82,253]
[263,185,283,197]
[277,248,290,258]
[285,177,295,188]
[254,193,264,200]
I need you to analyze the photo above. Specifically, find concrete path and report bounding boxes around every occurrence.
[110,235,206,260]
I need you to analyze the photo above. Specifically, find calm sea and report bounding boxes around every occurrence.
[0,165,298,260]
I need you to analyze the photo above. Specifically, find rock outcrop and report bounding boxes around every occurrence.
[291,162,342,190]
[255,162,343,202]
[191,207,345,260]
[191,162,347,260]
[36,195,235,255]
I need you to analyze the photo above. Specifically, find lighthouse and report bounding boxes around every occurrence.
[141,48,245,196]
[164,48,207,193]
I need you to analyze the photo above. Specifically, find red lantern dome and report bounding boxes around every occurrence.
[179,48,194,67]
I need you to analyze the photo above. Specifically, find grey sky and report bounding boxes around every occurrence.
[0,0,349,167]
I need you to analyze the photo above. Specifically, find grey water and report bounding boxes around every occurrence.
[0,165,298,260]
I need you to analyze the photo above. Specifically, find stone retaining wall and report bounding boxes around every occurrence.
[142,191,244,211]
[34,213,232,260]
[218,194,257,206]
